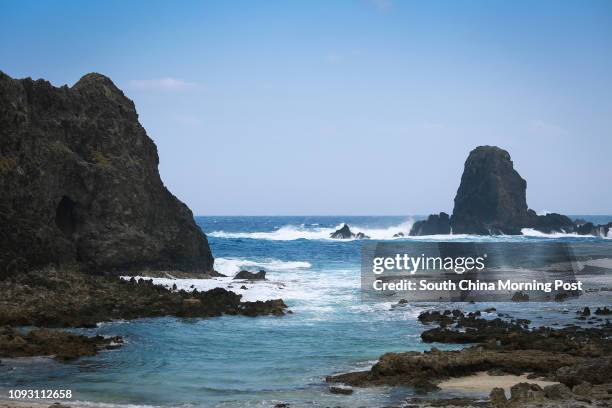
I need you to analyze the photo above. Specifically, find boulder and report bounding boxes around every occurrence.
[555,357,612,387]
[234,270,266,280]
[489,387,508,406]
[529,212,575,233]
[0,71,214,275]
[451,146,532,235]
[354,232,370,239]
[330,224,354,239]
[409,212,451,236]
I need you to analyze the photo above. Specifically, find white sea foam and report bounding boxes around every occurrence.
[214,257,311,275]
[209,221,415,241]
[520,228,605,238]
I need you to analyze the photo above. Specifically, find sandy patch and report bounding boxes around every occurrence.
[438,371,559,393]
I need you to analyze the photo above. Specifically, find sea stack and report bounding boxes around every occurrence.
[410,145,608,236]
[0,72,214,275]
[450,146,531,235]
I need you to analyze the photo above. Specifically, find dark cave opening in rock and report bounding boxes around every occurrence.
[55,195,77,236]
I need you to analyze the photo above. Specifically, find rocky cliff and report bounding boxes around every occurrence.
[0,71,214,275]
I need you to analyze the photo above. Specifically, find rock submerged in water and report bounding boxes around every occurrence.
[329,224,370,239]
[0,71,213,275]
[234,270,266,280]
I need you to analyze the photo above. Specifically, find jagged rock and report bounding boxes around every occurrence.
[234,270,266,280]
[0,325,122,361]
[330,224,354,239]
[489,387,508,406]
[555,358,612,387]
[510,383,545,402]
[530,212,575,233]
[393,232,405,237]
[329,224,369,239]
[409,212,451,236]
[595,307,611,315]
[0,71,214,275]
[543,383,573,399]
[0,267,287,327]
[451,146,532,235]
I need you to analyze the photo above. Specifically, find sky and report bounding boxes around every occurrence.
[1,0,611,215]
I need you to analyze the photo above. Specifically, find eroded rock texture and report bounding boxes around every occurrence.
[0,72,213,275]
[451,146,531,235]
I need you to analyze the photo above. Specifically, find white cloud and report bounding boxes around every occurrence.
[129,78,197,91]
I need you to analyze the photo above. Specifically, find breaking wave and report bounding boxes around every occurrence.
[209,221,414,241]
[214,257,311,275]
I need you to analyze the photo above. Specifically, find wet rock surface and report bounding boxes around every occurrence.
[0,71,213,275]
[234,270,267,280]
[0,267,288,328]
[0,326,121,361]
[327,308,612,407]
[329,224,369,239]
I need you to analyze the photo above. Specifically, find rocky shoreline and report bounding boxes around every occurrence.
[327,307,611,407]
[0,266,288,361]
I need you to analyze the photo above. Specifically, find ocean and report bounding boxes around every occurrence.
[2,215,611,407]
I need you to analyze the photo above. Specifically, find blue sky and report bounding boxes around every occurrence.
[1,0,611,215]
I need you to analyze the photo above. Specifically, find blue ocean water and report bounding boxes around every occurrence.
[1,216,611,408]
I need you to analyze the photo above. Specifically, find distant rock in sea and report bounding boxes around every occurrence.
[411,145,610,236]
[0,71,214,275]
[330,224,369,239]
[234,270,267,280]
[451,146,531,235]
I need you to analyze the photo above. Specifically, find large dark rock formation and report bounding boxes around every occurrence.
[411,145,610,236]
[0,71,214,275]
[451,146,532,235]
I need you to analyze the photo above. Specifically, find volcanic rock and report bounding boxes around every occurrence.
[330,224,354,239]
[0,325,122,361]
[234,270,267,280]
[451,146,532,235]
[409,212,451,236]
[0,71,213,275]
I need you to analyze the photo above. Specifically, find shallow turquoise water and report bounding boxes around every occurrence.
[1,216,611,407]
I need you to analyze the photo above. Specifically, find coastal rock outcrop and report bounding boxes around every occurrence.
[234,270,266,280]
[409,212,451,236]
[411,145,610,236]
[329,224,370,239]
[0,71,213,275]
[330,224,354,239]
[450,146,531,235]
[0,325,122,361]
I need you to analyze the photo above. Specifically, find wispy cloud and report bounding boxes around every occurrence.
[129,77,197,91]
[528,119,567,137]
